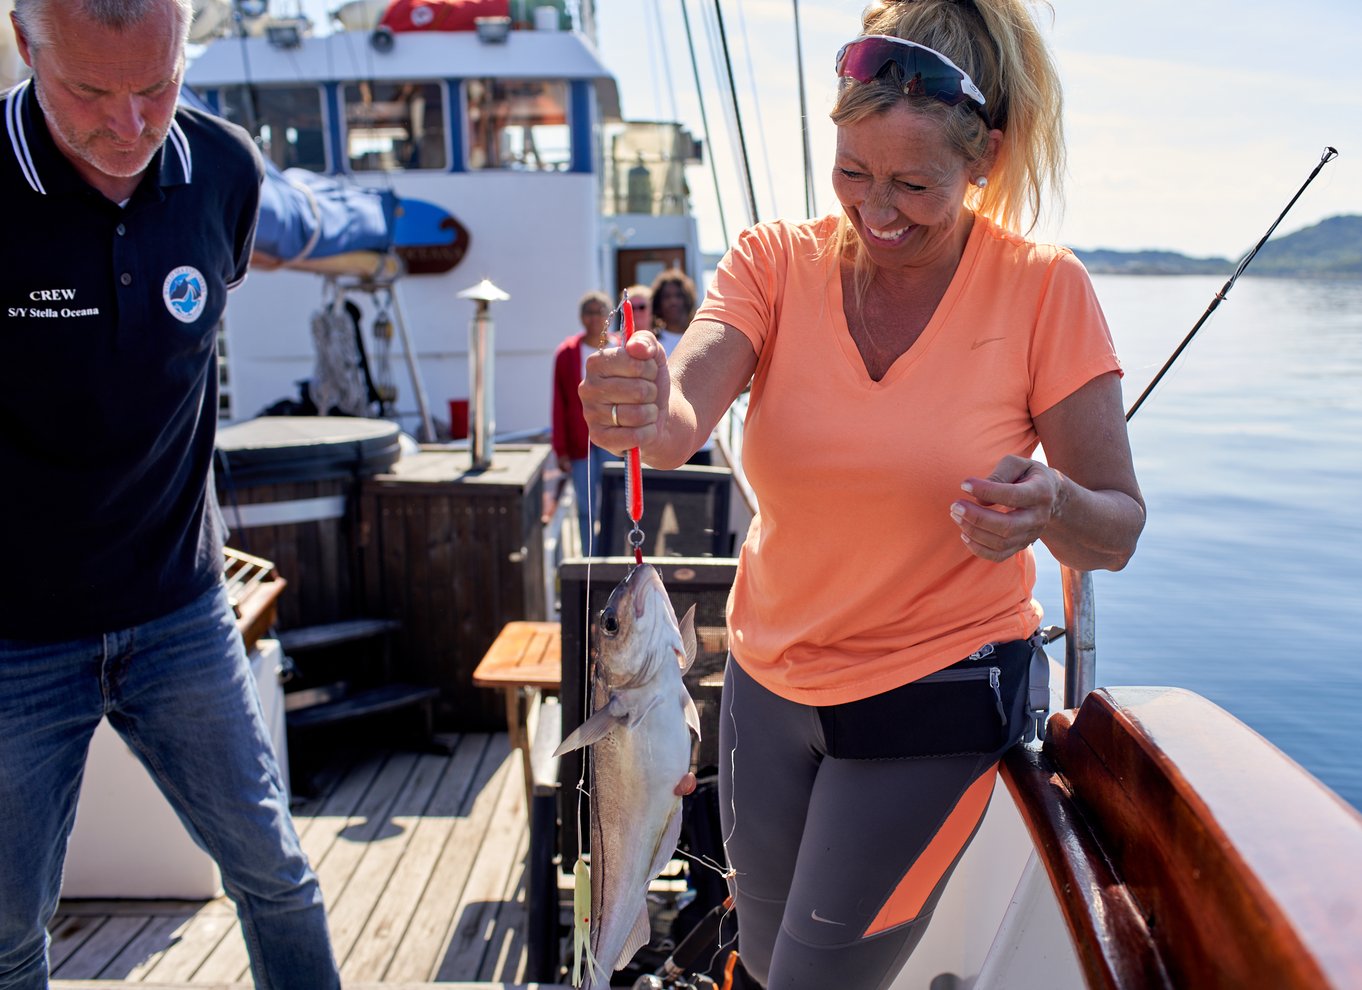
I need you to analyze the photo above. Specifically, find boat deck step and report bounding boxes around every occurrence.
[277,618,401,654]
[286,682,439,730]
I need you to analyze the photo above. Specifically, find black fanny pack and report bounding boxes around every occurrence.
[816,635,1049,761]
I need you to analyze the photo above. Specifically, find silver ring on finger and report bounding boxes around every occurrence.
[611,403,620,427]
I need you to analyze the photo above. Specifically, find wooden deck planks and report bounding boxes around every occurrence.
[48,915,101,971]
[339,736,491,982]
[103,913,198,981]
[432,748,528,982]
[47,732,550,986]
[326,753,452,967]
[136,904,238,983]
[383,735,516,982]
[53,917,153,980]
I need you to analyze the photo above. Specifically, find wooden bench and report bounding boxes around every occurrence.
[472,620,563,810]
[1003,686,1362,989]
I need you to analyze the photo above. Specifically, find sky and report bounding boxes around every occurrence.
[291,1,1361,258]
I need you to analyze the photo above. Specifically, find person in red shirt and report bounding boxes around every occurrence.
[551,291,613,551]
[581,1,1145,985]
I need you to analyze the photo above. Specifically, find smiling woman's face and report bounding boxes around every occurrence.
[831,102,977,273]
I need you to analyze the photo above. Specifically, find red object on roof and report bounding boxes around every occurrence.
[379,0,511,34]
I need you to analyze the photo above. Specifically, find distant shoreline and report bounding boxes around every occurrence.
[1072,213,1362,278]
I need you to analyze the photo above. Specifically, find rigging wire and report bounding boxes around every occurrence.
[733,0,778,218]
[700,3,752,231]
[645,0,680,126]
[699,4,742,216]
[792,0,817,218]
[640,0,667,126]
[679,0,731,247]
[1125,146,1340,422]
[710,0,759,224]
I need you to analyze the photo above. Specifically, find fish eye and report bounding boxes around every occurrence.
[600,608,619,637]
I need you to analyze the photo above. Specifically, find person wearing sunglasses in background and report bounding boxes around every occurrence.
[582,1,1144,986]
[626,282,653,340]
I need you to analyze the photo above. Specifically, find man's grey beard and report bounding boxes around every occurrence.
[33,74,168,181]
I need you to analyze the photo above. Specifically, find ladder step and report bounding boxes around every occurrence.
[286,682,439,730]
[278,618,401,654]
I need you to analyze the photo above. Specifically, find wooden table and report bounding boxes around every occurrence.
[472,620,562,809]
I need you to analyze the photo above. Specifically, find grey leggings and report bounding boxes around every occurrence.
[717,647,1031,989]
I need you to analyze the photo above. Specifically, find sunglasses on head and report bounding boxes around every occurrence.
[835,35,989,123]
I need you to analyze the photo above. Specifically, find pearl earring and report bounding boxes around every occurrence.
[974,176,988,189]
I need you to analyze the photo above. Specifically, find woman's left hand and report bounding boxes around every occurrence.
[950,454,1064,562]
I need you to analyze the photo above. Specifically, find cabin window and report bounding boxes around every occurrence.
[602,121,702,216]
[464,79,571,171]
[343,81,448,172]
[216,85,328,172]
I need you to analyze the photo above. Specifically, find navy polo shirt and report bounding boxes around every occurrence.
[0,80,264,640]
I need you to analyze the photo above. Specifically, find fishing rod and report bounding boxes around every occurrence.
[1124,146,1339,421]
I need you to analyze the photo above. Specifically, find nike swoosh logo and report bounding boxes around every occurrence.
[810,908,846,926]
[971,336,1006,349]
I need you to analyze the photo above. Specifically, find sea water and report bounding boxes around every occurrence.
[1032,274,1362,811]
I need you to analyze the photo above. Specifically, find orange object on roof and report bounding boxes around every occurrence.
[379,0,511,33]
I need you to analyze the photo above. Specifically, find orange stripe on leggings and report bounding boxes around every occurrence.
[864,762,998,936]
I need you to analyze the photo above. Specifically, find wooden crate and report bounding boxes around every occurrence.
[358,445,549,729]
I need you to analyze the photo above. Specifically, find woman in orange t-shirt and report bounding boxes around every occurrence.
[583,2,1145,985]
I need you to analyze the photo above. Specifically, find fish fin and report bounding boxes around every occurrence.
[683,689,701,741]
[613,903,653,972]
[677,604,698,673]
[553,707,623,757]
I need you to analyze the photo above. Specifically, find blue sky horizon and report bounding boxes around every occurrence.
[296,1,1360,258]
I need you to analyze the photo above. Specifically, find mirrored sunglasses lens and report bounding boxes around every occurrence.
[837,39,966,105]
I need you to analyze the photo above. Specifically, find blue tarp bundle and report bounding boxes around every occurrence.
[181,86,398,264]
[255,167,398,263]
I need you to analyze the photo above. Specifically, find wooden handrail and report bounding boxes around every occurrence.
[1004,687,1362,989]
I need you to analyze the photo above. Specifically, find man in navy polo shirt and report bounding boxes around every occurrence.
[0,2,340,987]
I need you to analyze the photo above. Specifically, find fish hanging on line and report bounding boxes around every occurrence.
[554,563,700,989]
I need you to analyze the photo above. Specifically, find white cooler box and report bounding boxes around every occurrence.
[60,638,289,900]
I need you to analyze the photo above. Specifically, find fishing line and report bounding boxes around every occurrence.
[575,318,609,867]
[1124,146,1339,421]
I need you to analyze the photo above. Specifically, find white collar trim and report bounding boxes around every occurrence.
[167,117,191,183]
[4,80,194,193]
[6,81,46,196]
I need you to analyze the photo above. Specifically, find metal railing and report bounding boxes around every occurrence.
[1060,566,1097,709]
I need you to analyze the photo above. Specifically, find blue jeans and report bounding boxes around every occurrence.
[571,443,613,553]
[0,585,339,990]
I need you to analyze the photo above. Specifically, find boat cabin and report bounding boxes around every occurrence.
[185,6,703,437]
